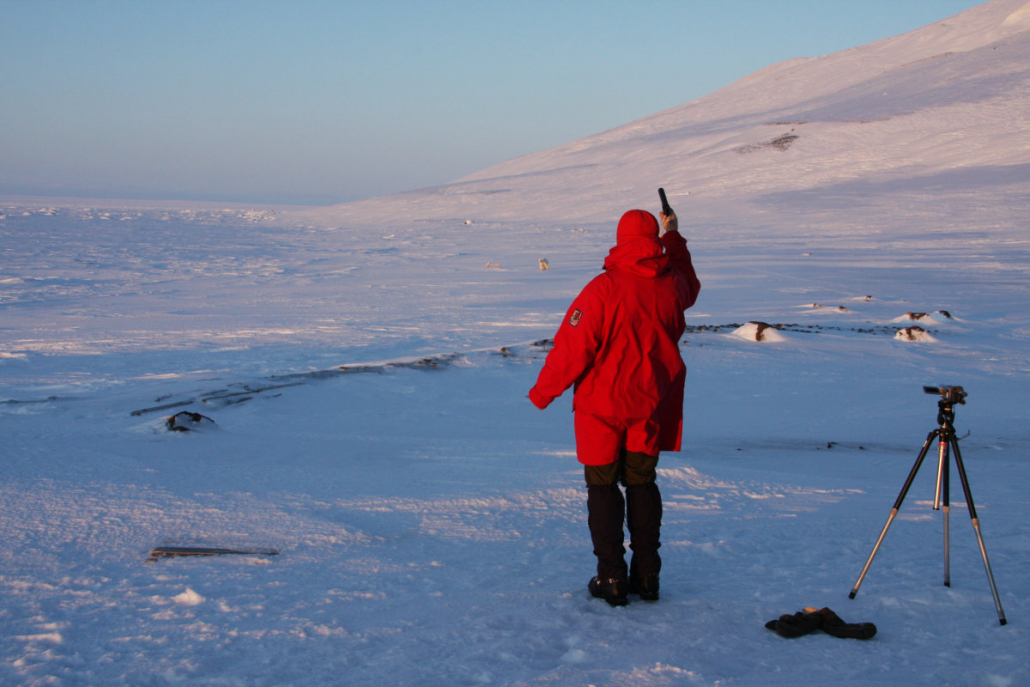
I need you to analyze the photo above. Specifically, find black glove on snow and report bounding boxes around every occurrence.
[765,607,876,640]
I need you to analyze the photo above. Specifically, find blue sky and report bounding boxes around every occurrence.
[1,0,985,206]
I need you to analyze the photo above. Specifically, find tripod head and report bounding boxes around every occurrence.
[924,385,966,428]
[923,385,967,405]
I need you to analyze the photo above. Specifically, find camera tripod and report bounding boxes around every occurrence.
[848,386,1007,625]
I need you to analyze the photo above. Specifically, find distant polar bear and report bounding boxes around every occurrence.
[539,257,549,271]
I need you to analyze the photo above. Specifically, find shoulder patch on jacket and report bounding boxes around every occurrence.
[569,309,583,327]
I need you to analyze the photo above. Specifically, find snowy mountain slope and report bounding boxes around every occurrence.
[293,0,1030,226]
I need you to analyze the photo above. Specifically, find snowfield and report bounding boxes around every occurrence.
[3,1,1030,685]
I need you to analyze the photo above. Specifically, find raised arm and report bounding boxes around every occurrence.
[661,212,701,310]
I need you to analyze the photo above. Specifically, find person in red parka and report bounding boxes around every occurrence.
[529,207,700,606]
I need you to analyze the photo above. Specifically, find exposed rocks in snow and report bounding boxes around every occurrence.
[148,545,280,563]
[736,132,800,154]
[732,322,788,343]
[893,311,954,324]
[769,133,800,150]
[134,354,464,418]
[895,326,937,342]
[166,411,218,432]
[131,382,306,417]
[386,355,456,370]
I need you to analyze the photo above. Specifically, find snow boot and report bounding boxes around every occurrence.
[587,484,627,576]
[628,571,660,601]
[588,575,629,607]
[626,482,662,601]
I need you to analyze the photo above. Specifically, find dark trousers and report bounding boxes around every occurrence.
[584,450,662,581]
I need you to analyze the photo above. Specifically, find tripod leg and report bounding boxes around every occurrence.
[939,435,951,587]
[951,438,1007,626]
[850,430,938,599]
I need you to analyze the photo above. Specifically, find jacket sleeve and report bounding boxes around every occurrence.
[529,277,607,409]
[662,229,701,310]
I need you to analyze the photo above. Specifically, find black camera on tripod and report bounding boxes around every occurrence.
[923,385,967,405]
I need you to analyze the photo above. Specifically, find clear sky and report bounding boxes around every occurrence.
[1,0,986,206]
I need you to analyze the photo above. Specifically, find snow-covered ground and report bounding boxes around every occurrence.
[3,1,1030,685]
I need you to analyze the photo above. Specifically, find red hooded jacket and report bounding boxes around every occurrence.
[529,210,701,465]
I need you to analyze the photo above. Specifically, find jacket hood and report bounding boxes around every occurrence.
[604,235,668,277]
[616,209,659,245]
